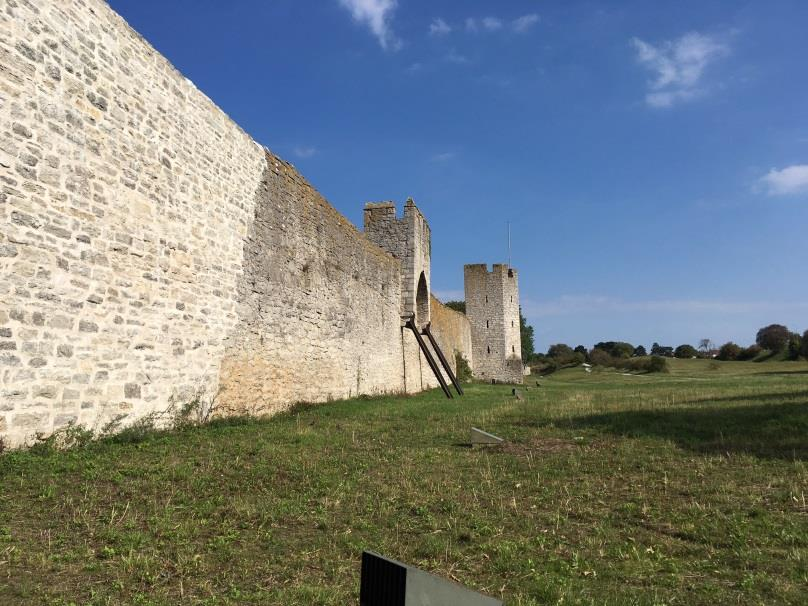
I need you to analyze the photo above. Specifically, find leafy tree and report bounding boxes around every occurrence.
[646,356,669,373]
[717,342,742,361]
[444,300,466,313]
[756,324,790,352]
[519,307,534,360]
[674,344,699,359]
[547,343,574,359]
[737,344,763,361]
[454,352,472,382]
[589,348,614,367]
[787,332,802,360]
[547,343,584,366]
[633,345,647,357]
[593,341,634,359]
[651,342,674,357]
[802,330,808,359]
[574,345,588,358]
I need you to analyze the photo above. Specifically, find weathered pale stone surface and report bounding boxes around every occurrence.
[364,200,432,328]
[218,153,438,414]
[429,294,473,377]
[464,265,523,384]
[0,0,472,447]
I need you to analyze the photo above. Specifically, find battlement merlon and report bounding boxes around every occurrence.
[464,264,518,279]
[363,201,397,229]
[363,199,432,327]
[364,198,427,229]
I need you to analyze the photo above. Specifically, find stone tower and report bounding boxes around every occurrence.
[364,199,432,328]
[464,264,523,384]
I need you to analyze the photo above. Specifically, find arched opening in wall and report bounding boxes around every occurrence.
[416,271,429,327]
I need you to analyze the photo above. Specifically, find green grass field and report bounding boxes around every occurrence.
[1,359,807,605]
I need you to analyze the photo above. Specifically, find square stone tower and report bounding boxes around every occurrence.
[364,199,432,327]
[464,264,523,384]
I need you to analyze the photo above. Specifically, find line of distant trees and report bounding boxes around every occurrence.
[443,299,807,370]
[526,323,808,372]
[715,324,808,361]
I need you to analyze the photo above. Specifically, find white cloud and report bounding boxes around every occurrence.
[445,49,469,64]
[759,164,808,196]
[338,0,400,50]
[293,146,318,159]
[429,18,451,36]
[465,14,540,35]
[481,17,503,31]
[512,14,540,33]
[523,295,808,318]
[430,152,456,162]
[632,32,728,108]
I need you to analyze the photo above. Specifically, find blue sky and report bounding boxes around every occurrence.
[109,0,808,352]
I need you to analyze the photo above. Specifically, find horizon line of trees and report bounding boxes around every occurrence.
[528,323,808,368]
[442,300,807,368]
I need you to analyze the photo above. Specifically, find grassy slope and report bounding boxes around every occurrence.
[1,359,807,605]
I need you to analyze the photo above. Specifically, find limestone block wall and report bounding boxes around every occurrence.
[364,200,432,328]
[464,264,523,384]
[429,295,473,377]
[0,0,443,447]
[218,152,423,413]
[0,0,270,447]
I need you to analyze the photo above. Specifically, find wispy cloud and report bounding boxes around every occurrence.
[429,17,451,36]
[430,152,456,162]
[512,14,540,33]
[338,0,400,50]
[293,146,318,159]
[523,295,808,318]
[632,32,729,108]
[464,15,538,34]
[481,17,503,31]
[444,49,469,64]
[759,164,808,196]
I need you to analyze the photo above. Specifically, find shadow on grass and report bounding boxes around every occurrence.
[556,401,808,460]
[685,390,808,406]
[752,370,808,376]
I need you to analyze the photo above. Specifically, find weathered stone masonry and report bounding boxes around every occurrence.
[464,264,523,384]
[217,152,415,415]
[0,0,521,448]
[0,0,470,447]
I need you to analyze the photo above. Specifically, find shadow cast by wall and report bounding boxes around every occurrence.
[556,400,808,460]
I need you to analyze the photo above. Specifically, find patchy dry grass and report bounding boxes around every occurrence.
[1,359,807,605]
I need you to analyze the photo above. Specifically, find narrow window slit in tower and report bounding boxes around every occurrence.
[487,345,490,354]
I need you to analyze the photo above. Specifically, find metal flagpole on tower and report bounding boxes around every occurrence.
[507,220,511,269]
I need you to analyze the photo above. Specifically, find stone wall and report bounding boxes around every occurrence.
[218,152,418,414]
[429,294,473,378]
[464,264,523,384]
[364,200,432,328]
[0,0,461,447]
